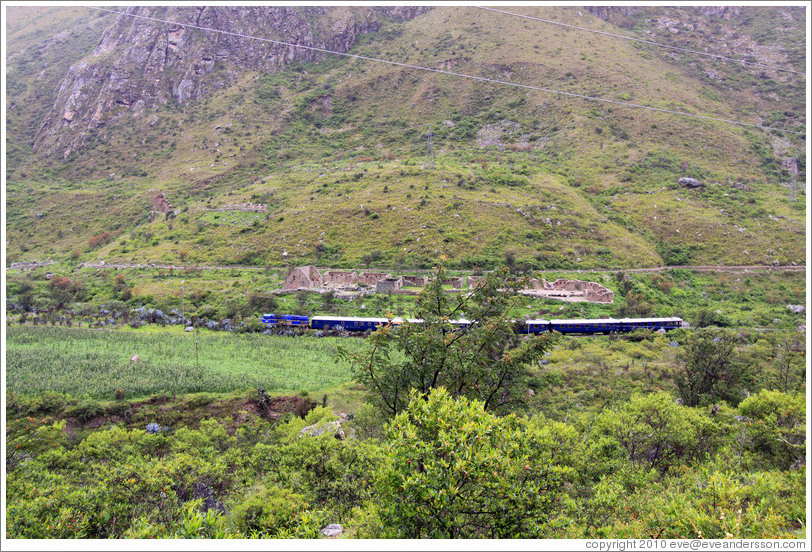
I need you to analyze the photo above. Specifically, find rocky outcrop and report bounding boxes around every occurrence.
[33,6,431,159]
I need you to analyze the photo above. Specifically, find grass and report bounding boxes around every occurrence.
[4,6,805,271]
[5,326,364,400]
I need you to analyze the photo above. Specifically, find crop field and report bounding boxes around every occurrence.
[5,326,362,400]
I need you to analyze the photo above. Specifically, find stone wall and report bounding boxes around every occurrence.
[279,267,612,303]
[550,278,613,303]
[323,271,358,286]
[443,277,466,289]
[358,272,391,286]
[283,265,322,290]
[402,275,428,287]
[375,277,403,293]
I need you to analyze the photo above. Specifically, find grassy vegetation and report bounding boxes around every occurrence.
[5,326,365,400]
[4,6,805,270]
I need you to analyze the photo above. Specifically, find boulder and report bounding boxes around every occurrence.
[678,177,703,188]
[299,420,346,440]
[321,524,343,538]
[787,304,805,314]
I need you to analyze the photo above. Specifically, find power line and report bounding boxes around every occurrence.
[476,6,806,78]
[87,6,804,136]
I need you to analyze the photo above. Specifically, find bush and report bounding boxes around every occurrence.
[738,390,806,470]
[67,398,104,422]
[367,388,573,538]
[591,391,720,475]
[224,485,323,538]
[35,391,67,413]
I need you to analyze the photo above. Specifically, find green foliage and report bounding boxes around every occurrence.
[591,391,719,475]
[675,329,751,407]
[225,485,322,538]
[6,326,363,398]
[65,398,104,422]
[656,240,694,266]
[368,388,573,538]
[738,390,806,470]
[341,267,557,416]
[277,433,384,517]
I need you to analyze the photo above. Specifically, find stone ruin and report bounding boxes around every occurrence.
[281,266,613,303]
[357,272,391,287]
[521,278,614,303]
[283,266,394,292]
[402,275,428,287]
[283,265,323,290]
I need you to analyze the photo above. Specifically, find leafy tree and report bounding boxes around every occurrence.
[367,388,572,538]
[590,391,720,475]
[738,390,806,470]
[674,329,751,407]
[340,267,556,416]
[615,291,654,317]
[765,332,805,392]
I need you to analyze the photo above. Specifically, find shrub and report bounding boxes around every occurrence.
[225,484,323,538]
[591,391,720,475]
[67,399,104,422]
[368,388,573,538]
[738,390,806,470]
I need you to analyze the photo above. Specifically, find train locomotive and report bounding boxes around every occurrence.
[261,314,686,334]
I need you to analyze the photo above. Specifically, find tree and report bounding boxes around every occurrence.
[674,329,751,407]
[340,267,556,416]
[738,390,806,470]
[765,332,805,393]
[591,391,719,475]
[367,388,572,538]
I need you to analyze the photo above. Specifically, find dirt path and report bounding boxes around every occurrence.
[10,260,806,274]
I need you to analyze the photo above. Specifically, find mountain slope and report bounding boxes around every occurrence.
[4,5,806,270]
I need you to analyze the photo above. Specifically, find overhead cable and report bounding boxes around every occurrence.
[87,7,804,136]
[476,6,806,77]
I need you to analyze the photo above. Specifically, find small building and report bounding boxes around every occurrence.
[402,275,428,287]
[283,265,322,290]
[358,272,391,286]
[376,277,403,294]
[323,271,358,287]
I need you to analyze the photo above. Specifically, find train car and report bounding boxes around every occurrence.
[261,313,310,326]
[310,316,395,332]
[619,317,684,332]
[523,319,550,334]
[548,318,622,334]
[261,313,685,335]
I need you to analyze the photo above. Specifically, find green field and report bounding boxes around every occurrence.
[5,326,362,400]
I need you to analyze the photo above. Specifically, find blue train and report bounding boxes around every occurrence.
[261,314,686,334]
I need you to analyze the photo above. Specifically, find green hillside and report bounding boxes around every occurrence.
[4,5,806,270]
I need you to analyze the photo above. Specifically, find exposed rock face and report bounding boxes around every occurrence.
[33,6,431,159]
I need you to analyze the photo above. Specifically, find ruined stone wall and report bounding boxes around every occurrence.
[402,275,428,287]
[443,277,466,289]
[550,278,614,303]
[358,272,391,286]
[283,265,322,290]
[375,277,403,293]
[323,271,358,286]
